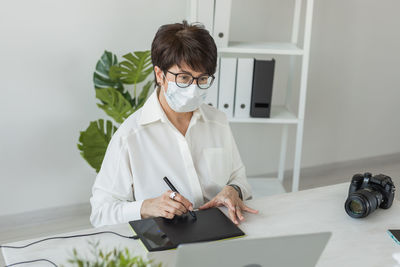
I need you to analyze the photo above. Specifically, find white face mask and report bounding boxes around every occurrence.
[162,80,208,113]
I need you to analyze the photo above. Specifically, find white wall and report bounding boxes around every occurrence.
[1,0,399,216]
[0,0,188,216]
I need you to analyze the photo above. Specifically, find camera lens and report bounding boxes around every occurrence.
[345,188,383,218]
[349,199,364,215]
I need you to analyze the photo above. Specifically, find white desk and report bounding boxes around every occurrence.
[2,183,400,266]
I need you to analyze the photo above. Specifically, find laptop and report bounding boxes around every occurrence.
[175,232,331,267]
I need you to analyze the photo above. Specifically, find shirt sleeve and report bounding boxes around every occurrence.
[89,133,143,228]
[226,124,253,200]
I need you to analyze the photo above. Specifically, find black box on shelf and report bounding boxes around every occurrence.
[250,59,275,118]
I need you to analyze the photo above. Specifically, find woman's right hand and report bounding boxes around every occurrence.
[140,190,194,219]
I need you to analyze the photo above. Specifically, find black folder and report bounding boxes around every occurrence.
[250,59,275,118]
[129,208,245,252]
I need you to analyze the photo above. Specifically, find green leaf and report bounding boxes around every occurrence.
[94,50,122,90]
[133,80,153,112]
[94,50,133,104]
[110,51,153,85]
[96,87,135,123]
[77,119,117,173]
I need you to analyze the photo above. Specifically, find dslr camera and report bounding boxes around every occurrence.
[345,172,395,218]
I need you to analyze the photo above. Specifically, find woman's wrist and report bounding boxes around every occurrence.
[228,184,243,200]
[140,198,153,219]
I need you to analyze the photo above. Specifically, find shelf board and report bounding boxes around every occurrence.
[247,177,287,198]
[229,105,299,124]
[218,41,303,56]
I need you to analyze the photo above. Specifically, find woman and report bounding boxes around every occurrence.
[90,20,258,227]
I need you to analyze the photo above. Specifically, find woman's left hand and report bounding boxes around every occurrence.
[199,185,259,224]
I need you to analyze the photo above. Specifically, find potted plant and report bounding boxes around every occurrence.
[66,241,162,267]
[78,50,153,172]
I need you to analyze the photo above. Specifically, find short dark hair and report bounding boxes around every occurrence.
[151,20,218,88]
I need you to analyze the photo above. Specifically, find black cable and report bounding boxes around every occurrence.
[0,231,139,267]
[0,231,139,249]
[5,258,57,267]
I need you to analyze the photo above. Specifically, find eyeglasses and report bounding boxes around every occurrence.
[165,70,215,90]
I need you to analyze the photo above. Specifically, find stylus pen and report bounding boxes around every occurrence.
[163,176,197,219]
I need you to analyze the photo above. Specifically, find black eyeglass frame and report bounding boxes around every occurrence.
[165,70,215,89]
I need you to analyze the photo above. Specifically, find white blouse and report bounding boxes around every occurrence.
[90,90,252,227]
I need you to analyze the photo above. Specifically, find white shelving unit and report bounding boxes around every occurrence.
[188,0,315,195]
[219,41,304,56]
[229,105,299,124]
